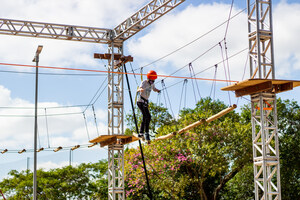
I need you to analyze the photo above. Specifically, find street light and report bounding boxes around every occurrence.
[32,45,43,200]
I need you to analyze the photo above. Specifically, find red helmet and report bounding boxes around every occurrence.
[147,70,157,80]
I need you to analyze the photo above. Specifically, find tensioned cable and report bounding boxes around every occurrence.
[161,41,223,82]
[189,64,198,105]
[83,113,90,141]
[219,42,232,105]
[209,64,218,101]
[0,104,90,110]
[132,5,248,72]
[161,80,175,118]
[130,62,139,87]
[92,105,100,137]
[0,143,99,154]
[0,69,107,76]
[237,50,250,105]
[190,63,201,99]
[91,83,108,105]
[0,112,83,117]
[164,47,248,90]
[178,79,188,113]
[83,77,107,113]
[0,62,237,83]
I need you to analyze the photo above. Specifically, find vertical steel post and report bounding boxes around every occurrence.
[107,32,125,200]
[247,0,281,199]
[32,45,43,200]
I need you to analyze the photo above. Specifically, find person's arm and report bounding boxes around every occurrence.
[137,87,144,92]
[152,84,161,93]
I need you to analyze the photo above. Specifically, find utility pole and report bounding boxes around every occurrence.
[32,45,43,200]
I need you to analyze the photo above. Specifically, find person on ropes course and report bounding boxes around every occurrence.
[135,70,161,144]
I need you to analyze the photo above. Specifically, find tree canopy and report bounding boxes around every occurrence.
[1,98,299,199]
[0,160,108,199]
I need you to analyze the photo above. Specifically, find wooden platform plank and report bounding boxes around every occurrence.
[221,79,300,91]
[154,104,237,141]
[221,79,300,97]
[89,135,140,147]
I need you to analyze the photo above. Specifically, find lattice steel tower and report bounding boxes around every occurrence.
[247,0,281,199]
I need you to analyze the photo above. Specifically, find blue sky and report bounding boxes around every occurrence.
[0,0,300,180]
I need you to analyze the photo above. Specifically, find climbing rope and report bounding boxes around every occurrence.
[92,105,99,137]
[209,64,218,101]
[83,113,90,141]
[123,64,153,200]
[178,79,188,113]
[0,189,6,200]
[161,80,175,118]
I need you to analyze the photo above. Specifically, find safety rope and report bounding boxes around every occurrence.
[124,64,153,200]
[92,105,99,136]
[131,4,248,73]
[209,64,218,101]
[83,113,90,141]
[0,189,6,200]
[219,42,232,105]
[83,77,107,113]
[161,80,175,118]
[179,79,188,113]
[150,92,162,136]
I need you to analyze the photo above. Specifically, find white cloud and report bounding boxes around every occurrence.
[127,2,300,82]
[0,0,149,72]
[38,161,73,171]
[0,85,107,149]
[127,3,249,83]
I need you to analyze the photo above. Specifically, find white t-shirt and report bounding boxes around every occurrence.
[137,80,158,102]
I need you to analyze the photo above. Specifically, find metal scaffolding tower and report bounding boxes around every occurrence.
[0,1,185,199]
[247,1,281,199]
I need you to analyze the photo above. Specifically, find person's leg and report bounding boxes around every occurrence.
[137,102,146,135]
[143,105,151,141]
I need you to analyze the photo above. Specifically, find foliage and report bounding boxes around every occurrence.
[124,98,252,200]
[219,98,300,200]
[277,98,300,199]
[0,160,108,200]
[125,102,174,136]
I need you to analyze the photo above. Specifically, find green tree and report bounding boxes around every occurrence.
[124,98,252,200]
[221,98,300,200]
[125,102,174,136]
[0,160,108,199]
[277,98,300,199]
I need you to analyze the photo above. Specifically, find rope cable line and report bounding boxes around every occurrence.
[83,112,90,141]
[161,41,223,82]
[83,77,107,113]
[189,64,198,105]
[161,80,175,118]
[92,105,100,137]
[209,64,218,101]
[164,47,248,90]
[132,5,248,72]
[178,79,188,113]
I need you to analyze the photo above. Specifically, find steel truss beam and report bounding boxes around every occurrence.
[247,0,281,199]
[0,18,112,44]
[112,0,185,41]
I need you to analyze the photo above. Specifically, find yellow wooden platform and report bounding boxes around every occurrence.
[89,135,140,147]
[221,79,300,97]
